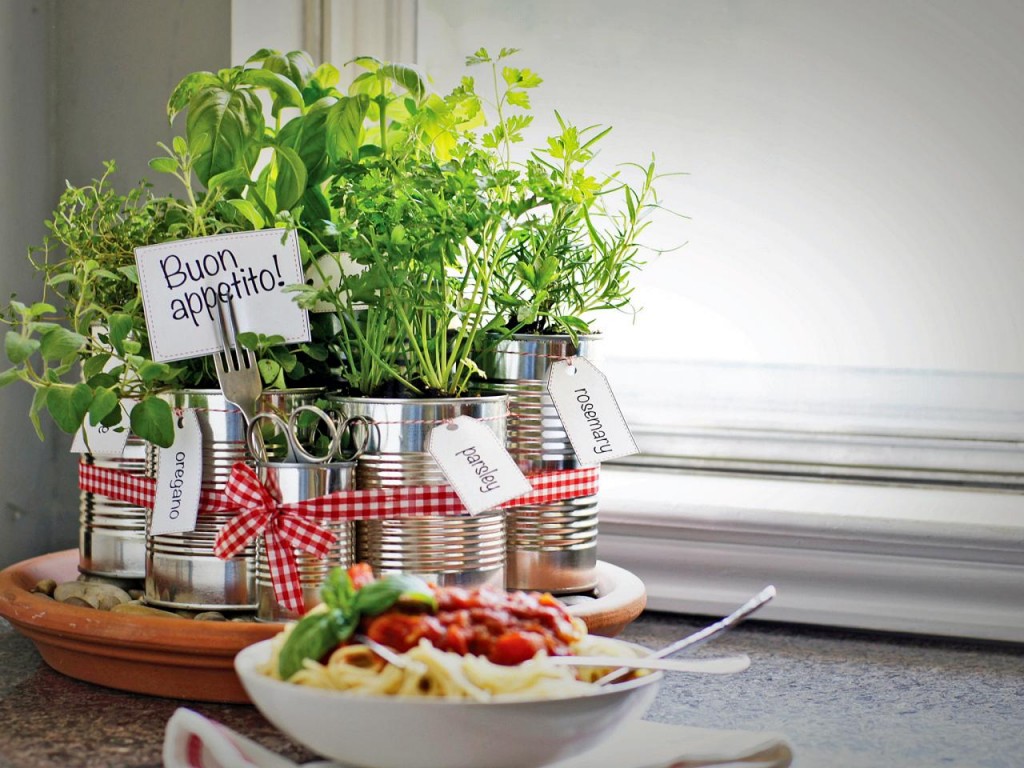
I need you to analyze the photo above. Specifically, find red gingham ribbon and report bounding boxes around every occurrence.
[79,462,600,519]
[79,463,157,508]
[79,461,600,614]
[213,463,338,614]
[78,463,226,511]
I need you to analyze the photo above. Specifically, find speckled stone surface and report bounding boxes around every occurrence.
[621,613,1024,768]
[1,612,1022,767]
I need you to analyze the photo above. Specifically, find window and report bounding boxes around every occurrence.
[233,0,1024,641]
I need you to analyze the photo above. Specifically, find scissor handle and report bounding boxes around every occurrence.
[247,407,371,464]
[335,414,374,461]
[246,411,293,464]
[286,405,340,464]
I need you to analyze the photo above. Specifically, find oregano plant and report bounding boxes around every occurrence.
[1,162,188,446]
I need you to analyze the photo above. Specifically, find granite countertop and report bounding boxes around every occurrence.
[1,612,1022,768]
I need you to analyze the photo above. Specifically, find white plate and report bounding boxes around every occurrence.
[234,639,661,768]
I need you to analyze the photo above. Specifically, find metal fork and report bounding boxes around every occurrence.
[594,584,776,686]
[353,634,750,675]
[213,301,263,428]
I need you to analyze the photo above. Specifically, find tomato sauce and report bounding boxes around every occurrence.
[360,584,584,666]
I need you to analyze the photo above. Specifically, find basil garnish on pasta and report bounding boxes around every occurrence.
[278,566,434,680]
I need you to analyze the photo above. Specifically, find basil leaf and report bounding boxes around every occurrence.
[277,608,355,680]
[319,567,355,611]
[353,573,436,616]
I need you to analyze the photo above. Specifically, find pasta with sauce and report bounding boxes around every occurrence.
[259,625,645,702]
[258,575,647,701]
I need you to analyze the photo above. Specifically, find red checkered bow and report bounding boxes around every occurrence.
[213,463,338,614]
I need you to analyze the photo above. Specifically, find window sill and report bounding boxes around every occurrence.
[598,466,1024,643]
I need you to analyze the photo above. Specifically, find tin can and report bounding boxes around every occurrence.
[78,436,148,578]
[145,388,323,611]
[332,395,508,589]
[254,460,357,621]
[477,335,600,593]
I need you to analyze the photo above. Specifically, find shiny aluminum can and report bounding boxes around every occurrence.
[332,395,508,588]
[78,436,148,578]
[145,388,323,611]
[477,335,600,593]
[255,460,356,621]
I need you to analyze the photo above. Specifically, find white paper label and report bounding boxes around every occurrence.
[134,229,310,362]
[150,409,204,536]
[428,415,532,515]
[547,357,639,465]
[70,399,135,456]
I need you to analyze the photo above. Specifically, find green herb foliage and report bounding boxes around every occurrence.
[466,49,676,340]
[0,161,232,446]
[290,56,509,397]
[4,45,676,447]
[2,48,355,447]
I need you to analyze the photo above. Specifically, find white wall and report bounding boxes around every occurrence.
[0,0,73,568]
[0,0,231,567]
[417,0,1024,375]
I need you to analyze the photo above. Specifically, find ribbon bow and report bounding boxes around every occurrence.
[213,463,337,614]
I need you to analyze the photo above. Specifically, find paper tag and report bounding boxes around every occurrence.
[134,229,310,362]
[547,357,639,465]
[428,415,532,515]
[150,409,204,535]
[70,399,135,456]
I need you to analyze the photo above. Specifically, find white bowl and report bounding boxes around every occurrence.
[234,639,661,768]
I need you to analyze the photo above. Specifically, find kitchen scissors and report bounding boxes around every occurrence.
[246,404,371,464]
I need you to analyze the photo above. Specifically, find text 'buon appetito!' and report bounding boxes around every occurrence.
[134,229,310,363]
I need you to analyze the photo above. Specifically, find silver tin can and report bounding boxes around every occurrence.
[255,460,357,621]
[145,388,323,611]
[332,395,508,589]
[78,436,148,578]
[477,335,601,593]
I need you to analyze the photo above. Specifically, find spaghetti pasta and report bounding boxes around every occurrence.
[259,608,646,701]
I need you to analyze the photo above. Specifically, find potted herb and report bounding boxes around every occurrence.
[1,50,347,448]
[0,160,231,449]
[0,48,350,588]
[141,49,362,610]
[288,55,516,588]
[463,48,671,593]
[0,159,243,579]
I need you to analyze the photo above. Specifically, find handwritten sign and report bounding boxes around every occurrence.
[547,357,639,465]
[134,229,309,362]
[428,416,531,514]
[150,409,203,535]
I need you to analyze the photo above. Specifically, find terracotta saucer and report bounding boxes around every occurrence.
[0,550,645,702]
[0,549,279,702]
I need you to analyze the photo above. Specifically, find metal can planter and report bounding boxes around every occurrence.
[145,388,323,611]
[477,335,601,593]
[255,460,357,621]
[78,436,148,578]
[332,395,508,589]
